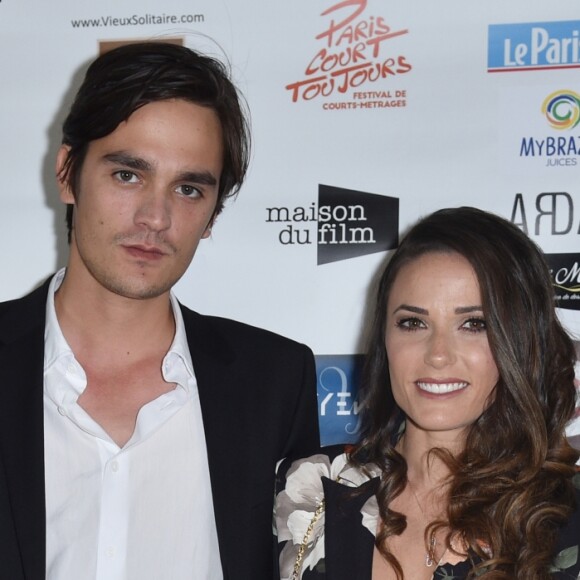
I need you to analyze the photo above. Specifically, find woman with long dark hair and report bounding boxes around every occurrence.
[275,207,580,579]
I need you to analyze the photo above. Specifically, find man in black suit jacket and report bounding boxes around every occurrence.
[0,43,319,579]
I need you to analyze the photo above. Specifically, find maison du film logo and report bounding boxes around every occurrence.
[488,20,580,72]
[518,90,580,168]
[265,185,399,265]
[316,354,363,446]
[286,0,411,110]
[545,253,580,311]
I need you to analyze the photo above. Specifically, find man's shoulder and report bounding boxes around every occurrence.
[0,279,50,341]
[180,304,303,346]
[178,303,312,356]
[0,278,50,310]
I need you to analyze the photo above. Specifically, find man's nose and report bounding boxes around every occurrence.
[134,189,171,232]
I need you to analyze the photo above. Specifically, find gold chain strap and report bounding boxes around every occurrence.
[291,498,326,580]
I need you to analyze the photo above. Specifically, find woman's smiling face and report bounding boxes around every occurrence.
[385,251,499,439]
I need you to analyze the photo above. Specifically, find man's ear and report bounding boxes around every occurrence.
[202,217,214,239]
[55,145,75,204]
[202,207,220,239]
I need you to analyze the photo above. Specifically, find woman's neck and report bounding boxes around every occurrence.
[396,423,464,492]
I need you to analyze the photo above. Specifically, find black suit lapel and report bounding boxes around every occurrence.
[0,282,50,580]
[180,306,249,579]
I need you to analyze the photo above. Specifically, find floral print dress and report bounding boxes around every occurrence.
[275,448,580,580]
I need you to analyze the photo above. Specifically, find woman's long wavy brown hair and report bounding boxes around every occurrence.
[350,207,579,579]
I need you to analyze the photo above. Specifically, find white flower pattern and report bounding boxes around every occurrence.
[276,453,380,580]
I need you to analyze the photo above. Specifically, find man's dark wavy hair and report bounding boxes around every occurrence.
[59,41,250,240]
[351,206,579,579]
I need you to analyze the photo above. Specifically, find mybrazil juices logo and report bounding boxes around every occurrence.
[542,90,580,130]
[519,90,580,167]
[265,184,399,265]
[545,253,580,310]
[286,0,412,110]
[316,354,363,446]
[488,20,580,72]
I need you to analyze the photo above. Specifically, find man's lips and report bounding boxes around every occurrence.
[415,379,468,395]
[123,244,167,260]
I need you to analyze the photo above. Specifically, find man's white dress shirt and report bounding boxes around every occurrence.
[43,269,223,580]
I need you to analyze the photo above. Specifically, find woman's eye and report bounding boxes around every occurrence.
[396,317,425,331]
[176,184,201,197]
[462,318,487,332]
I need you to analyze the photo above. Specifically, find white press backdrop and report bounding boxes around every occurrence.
[1,0,579,444]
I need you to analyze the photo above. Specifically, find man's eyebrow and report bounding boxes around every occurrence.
[177,171,218,186]
[102,152,152,172]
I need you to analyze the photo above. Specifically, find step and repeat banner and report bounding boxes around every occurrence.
[0,0,579,447]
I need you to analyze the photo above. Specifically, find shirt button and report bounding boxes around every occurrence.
[111,461,119,472]
[66,364,75,374]
[106,546,115,558]
[57,406,66,416]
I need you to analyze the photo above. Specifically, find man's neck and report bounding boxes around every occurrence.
[53,270,176,368]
